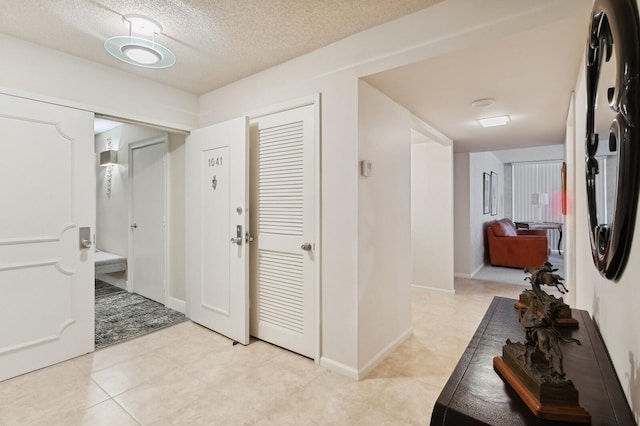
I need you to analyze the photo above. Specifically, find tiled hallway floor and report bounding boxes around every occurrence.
[0,278,523,425]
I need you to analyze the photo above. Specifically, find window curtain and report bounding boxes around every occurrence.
[512,161,564,252]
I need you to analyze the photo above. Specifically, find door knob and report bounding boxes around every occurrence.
[231,225,243,245]
[79,227,92,249]
[130,224,138,230]
[301,243,312,251]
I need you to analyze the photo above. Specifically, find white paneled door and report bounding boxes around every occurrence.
[187,117,250,344]
[0,94,95,381]
[250,104,315,358]
[130,140,166,304]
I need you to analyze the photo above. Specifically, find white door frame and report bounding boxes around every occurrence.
[127,136,169,304]
[247,93,322,362]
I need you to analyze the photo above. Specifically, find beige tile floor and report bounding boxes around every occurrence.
[0,278,525,425]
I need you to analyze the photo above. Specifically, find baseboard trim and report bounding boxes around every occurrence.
[454,272,472,279]
[412,284,455,294]
[357,326,413,379]
[471,262,485,277]
[320,357,359,380]
[167,297,186,314]
[454,262,486,279]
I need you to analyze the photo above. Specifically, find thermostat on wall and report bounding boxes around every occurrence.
[360,160,373,177]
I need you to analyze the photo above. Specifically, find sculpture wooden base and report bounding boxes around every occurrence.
[555,317,580,327]
[494,356,591,423]
[514,300,579,327]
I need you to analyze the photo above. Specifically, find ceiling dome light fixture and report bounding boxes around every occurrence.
[471,98,496,108]
[104,14,176,69]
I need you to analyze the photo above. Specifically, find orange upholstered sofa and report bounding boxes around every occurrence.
[487,218,548,268]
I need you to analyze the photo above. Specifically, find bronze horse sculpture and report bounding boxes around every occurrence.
[523,265,569,294]
[528,325,582,376]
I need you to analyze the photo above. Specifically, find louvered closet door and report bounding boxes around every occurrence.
[250,104,315,358]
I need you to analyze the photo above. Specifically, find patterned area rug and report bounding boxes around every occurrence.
[95,280,187,350]
[95,279,126,297]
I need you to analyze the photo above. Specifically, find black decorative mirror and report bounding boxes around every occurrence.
[586,0,640,279]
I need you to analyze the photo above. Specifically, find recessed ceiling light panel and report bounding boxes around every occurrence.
[477,115,511,128]
[104,36,176,69]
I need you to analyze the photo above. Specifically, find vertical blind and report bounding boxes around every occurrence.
[512,161,564,252]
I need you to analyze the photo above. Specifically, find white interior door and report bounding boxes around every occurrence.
[130,140,166,304]
[0,94,94,381]
[187,117,250,344]
[249,104,315,358]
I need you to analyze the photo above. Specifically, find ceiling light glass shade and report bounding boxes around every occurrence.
[477,115,511,128]
[104,36,176,69]
[122,45,162,64]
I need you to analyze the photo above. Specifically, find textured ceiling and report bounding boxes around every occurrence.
[364,6,593,152]
[3,1,595,153]
[0,0,442,95]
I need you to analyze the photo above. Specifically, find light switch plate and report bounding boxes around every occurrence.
[360,160,372,177]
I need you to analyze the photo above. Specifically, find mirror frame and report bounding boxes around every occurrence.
[586,0,640,279]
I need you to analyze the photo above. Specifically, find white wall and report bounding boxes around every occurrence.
[168,134,186,302]
[470,152,504,271]
[454,153,471,275]
[0,34,198,130]
[411,133,454,291]
[357,81,413,371]
[454,152,504,276]
[492,144,565,163]
[571,32,640,420]
[564,92,577,307]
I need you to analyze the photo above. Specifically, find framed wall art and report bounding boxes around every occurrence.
[491,171,498,216]
[483,172,490,214]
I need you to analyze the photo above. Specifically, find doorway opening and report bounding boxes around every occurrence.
[410,129,454,293]
[93,117,187,349]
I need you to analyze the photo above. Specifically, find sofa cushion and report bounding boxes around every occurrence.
[491,220,517,237]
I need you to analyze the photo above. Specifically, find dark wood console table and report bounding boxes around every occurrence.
[431,297,634,425]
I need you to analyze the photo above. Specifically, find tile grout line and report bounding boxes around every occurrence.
[110,396,142,425]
